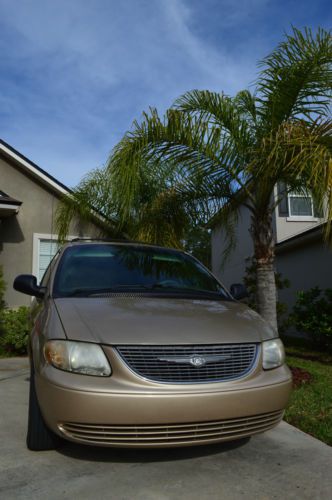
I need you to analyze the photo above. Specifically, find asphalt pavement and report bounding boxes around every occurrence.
[1,357,331,500]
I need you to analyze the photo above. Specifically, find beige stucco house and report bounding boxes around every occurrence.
[211,185,332,312]
[0,139,103,307]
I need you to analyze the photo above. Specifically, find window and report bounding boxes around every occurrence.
[53,244,229,299]
[40,247,60,287]
[277,182,322,219]
[288,190,314,217]
[37,239,60,282]
[33,233,77,283]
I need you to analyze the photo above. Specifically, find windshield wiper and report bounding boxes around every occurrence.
[87,284,155,296]
[149,283,223,294]
[64,284,226,298]
[101,283,215,293]
[64,287,121,297]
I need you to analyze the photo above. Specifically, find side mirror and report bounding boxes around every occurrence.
[230,283,248,301]
[13,274,46,299]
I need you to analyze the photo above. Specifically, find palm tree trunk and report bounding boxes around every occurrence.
[256,262,278,332]
[250,212,278,333]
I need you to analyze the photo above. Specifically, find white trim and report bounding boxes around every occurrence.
[286,216,319,222]
[32,232,78,281]
[0,203,20,212]
[0,143,69,196]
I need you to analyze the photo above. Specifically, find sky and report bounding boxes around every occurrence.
[0,0,331,187]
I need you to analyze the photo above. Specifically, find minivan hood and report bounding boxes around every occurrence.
[54,297,276,345]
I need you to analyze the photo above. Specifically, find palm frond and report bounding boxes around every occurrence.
[136,189,189,248]
[55,167,121,242]
[257,27,332,129]
[174,90,255,162]
[108,107,246,227]
[234,90,258,127]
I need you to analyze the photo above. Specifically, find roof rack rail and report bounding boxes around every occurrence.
[66,238,179,250]
[69,237,130,243]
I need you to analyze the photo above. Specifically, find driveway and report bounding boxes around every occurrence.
[1,357,331,500]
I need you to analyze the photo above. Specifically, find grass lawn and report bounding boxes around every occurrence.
[285,355,332,446]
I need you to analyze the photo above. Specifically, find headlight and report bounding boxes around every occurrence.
[44,340,111,376]
[262,338,285,370]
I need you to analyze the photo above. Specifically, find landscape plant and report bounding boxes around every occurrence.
[0,307,30,356]
[0,265,6,312]
[0,266,6,338]
[289,287,332,350]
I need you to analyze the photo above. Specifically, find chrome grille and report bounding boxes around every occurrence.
[60,410,283,447]
[115,344,258,383]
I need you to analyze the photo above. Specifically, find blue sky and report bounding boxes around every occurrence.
[0,0,331,187]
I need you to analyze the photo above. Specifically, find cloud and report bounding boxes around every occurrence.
[0,0,330,186]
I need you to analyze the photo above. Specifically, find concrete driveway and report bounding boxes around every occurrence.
[1,357,331,500]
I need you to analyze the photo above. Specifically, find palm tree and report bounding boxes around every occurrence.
[57,27,332,331]
[56,157,197,248]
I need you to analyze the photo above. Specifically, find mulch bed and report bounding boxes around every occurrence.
[290,366,313,388]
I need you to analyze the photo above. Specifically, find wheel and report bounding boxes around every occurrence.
[26,364,62,451]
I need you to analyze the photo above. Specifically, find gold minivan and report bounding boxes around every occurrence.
[14,240,292,451]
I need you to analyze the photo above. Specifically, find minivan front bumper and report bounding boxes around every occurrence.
[35,361,292,447]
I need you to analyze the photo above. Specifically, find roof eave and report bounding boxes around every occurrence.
[0,139,71,197]
[275,223,326,253]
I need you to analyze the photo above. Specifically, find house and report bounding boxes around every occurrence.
[0,139,104,307]
[211,185,332,313]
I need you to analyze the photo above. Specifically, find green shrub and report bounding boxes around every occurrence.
[289,287,332,351]
[0,265,6,312]
[0,306,31,356]
[0,266,7,340]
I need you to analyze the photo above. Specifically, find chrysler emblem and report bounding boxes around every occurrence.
[158,353,232,366]
[189,355,206,367]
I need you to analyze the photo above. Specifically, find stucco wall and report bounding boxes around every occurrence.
[211,205,254,288]
[275,212,322,243]
[0,156,102,307]
[276,239,332,312]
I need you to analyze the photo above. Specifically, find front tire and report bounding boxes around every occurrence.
[26,365,62,451]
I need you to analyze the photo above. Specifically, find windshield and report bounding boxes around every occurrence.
[53,244,229,299]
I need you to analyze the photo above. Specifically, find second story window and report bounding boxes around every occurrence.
[277,182,323,219]
[288,190,313,217]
